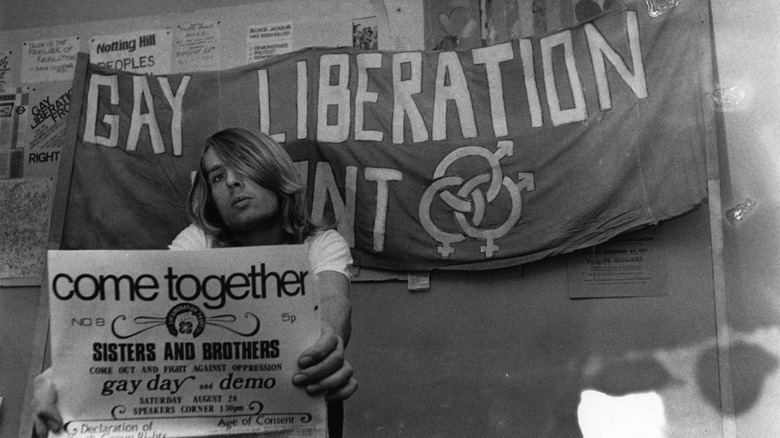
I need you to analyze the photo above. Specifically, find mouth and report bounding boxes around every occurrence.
[231,196,252,207]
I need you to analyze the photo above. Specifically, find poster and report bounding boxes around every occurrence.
[0,51,12,93]
[25,83,71,178]
[21,36,80,84]
[174,21,221,73]
[0,90,29,179]
[247,22,293,62]
[89,29,172,74]
[567,227,668,298]
[352,17,378,50]
[48,246,327,437]
[384,0,424,51]
[0,177,53,281]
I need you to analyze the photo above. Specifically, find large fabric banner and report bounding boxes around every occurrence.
[58,4,712,271]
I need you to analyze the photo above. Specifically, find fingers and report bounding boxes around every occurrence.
[32,369,62,437]
[300,357,353,394]
[33,417,49,438]
[294,343,344,385]
[325,377,358,402]
[297,326,339,369]
[293,326,358,401]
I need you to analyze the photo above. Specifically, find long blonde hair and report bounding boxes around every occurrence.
[187,127,320,245]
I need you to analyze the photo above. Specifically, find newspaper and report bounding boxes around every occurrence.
[47,245,327,437]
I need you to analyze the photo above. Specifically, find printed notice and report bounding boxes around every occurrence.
[0,51,12,93]
[0,91,30,179]
[25,83,71,178]
[247,22,293,62]
[48,246,327,437]
[21,36,79,84]
[567,228,668,298]
[90,30,172,74]
[174,21,221,73]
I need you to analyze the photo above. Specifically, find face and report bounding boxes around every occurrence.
[202,148,280,233]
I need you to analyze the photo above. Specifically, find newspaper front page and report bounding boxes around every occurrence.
[47,245,327,437]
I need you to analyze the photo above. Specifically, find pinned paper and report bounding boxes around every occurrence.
[407,272,430,292]
[21,37,79,84]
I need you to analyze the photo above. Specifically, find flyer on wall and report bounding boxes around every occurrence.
[47,245,327,438]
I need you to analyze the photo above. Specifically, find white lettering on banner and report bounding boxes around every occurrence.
[83,73,191,155]
[301,152,533,258]
[419,141,535,258]
[541,30,588,126]
[472,42,514,138]
[311,162,357,245]
[257,69,281,143]
[304,161,402,253]
[519,38,543,128]
[84,74,120,147]
[392,52,428,144]
[159,76,190,157]
[355,53,383,142]
[79,12,646,186]
[433,51,477,141]
[585,12,647,110]
[126,76,165,154]
[364,168,403,252]
[317,54,351,143]
[297,61,308,140]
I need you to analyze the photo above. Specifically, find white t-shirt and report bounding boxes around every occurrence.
[169,224,352,278]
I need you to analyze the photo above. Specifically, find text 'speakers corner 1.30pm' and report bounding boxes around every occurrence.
[47,245,328,438]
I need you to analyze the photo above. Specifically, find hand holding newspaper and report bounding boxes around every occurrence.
[47,245,326,437]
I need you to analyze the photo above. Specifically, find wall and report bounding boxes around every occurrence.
[349,207,725,437]
[4,0,776,437]
[711,0,780,435]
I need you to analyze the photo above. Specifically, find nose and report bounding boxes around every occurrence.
[224,169,244,188]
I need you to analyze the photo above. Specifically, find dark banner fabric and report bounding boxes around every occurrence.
[59,5,712,271]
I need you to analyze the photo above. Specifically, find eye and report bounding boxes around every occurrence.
[209,172,224,184]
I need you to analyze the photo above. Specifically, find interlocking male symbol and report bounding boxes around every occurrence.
[419,140,535,258]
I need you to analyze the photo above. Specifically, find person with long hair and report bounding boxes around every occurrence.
[34,128,357,437]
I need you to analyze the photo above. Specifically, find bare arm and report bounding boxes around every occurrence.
[318,270,352,345]
[292,270,358,401]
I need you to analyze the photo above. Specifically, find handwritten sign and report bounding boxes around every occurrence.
[21,37,79,84]
[48,246,327,437]
[174,21,221,73]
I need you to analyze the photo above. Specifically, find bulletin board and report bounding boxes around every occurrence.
[0,0,425,288]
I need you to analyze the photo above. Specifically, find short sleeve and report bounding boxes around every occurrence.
[168,224,211,250]
[307,229,353,278]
